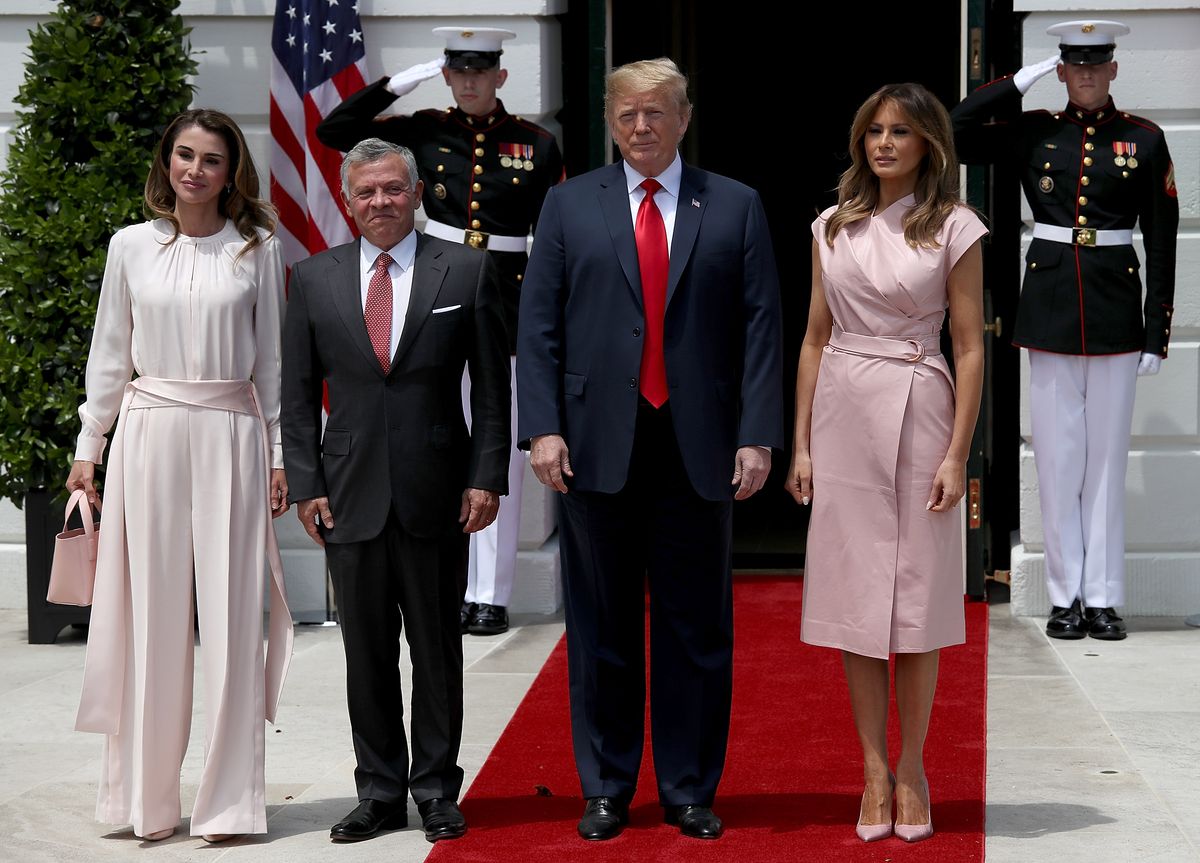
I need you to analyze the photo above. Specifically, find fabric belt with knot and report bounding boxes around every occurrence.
[828,326,942,363]
[423,218,529,253]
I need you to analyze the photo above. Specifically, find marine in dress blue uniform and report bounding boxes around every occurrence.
[317,27,565,636]
[952,19,1179,639]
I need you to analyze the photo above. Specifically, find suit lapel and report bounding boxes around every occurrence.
[393,232,446,368]
[598,163,644,310]
[330,240,383,374]
[667,163,706,307]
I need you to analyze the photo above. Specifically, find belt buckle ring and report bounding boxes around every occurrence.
[903,339,925,362]
[465,230,487,250]
[1073,227,1096,247]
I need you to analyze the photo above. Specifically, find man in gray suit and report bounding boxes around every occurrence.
[281,139,509,844]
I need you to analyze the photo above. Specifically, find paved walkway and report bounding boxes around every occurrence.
[1,599,1197,861]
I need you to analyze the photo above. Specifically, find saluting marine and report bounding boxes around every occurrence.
[317,27,565,637]
[952,19,1179,640]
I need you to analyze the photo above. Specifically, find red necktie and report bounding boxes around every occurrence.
[636,179,669,407]
[365,251,394,371]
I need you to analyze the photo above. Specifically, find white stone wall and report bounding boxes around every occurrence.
[1010,5,1200,614]
[0,0,565,616]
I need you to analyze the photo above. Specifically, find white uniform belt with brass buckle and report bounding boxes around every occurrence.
[1032,223,1134,247]
[423,219,529,253]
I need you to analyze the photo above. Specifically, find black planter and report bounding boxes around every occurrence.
[25,488,91,644]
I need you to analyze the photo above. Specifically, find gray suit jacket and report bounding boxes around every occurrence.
[282,232,510,542]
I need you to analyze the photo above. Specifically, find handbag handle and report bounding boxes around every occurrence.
[63,489,102,561]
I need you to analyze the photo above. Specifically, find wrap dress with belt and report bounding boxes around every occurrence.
[73,219,293,837]
[801,197,987,659]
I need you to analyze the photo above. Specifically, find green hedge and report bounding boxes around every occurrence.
[0,0,197,505]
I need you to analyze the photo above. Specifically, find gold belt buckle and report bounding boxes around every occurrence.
[1073,228,1096,247]
[465,230,488,249]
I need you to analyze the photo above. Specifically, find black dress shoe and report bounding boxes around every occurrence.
[417,798,466,843]
[1046,599,1087,639]
[664,804,724,839]
[460,602,477,634]
[468,603,509,635]
[578,796,628,840]
[1084,606,1127,640]
[329,799,407,842]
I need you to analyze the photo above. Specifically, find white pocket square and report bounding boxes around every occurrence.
[431,304,462,314]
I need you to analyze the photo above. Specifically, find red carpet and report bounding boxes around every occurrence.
[430,576,988,862]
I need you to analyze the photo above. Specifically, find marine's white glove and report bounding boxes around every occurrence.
[1137,352,1162,376]
[386,56,446,98]
[1013,53,1062,95]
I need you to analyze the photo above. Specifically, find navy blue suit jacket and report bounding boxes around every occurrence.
[517,160,783,502]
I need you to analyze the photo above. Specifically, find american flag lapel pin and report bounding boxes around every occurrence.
[691,198,701,208]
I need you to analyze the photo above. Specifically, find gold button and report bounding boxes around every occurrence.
[1081,176,1090,186]
[1122,170,1129,178]
[1084,157,1093,166]
[1128,267,1135,274]
[516,273,523,282]
[475,133,485,142]
[1078,216,1088,226]
[471,201,480,210]
[471,219,481,228]
[512,177,520,185]
[474,147,484,157]
[1086,126,1096,135]
[474,165,483,175]
[472,182,481,192]
[437,164,445,172]
[1044,162,1051,170]
[1030,262,1038,270]
[1078,196,1088,205]
[1084,142,1094,152]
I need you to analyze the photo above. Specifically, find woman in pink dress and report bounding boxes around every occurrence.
[785,83,986,843]
[65,110,293,843]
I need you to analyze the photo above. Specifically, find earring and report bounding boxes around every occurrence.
[224,183,233,193]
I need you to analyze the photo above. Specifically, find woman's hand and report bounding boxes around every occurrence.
[270,468,290,518]
[784,451,814,506]
[66,460,99,506]
[927,458,966,512]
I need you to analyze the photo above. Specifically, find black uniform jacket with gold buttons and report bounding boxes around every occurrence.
[952,76,1178,357]
[316,78,564,351]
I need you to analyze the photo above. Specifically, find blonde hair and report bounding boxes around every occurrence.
[825,83,960,249]
[145,109,276,260]
[604,57,692,123]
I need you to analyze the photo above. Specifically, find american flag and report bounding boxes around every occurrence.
[269,0,367,267]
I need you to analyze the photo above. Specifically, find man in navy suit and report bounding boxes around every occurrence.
[517,58,783,841]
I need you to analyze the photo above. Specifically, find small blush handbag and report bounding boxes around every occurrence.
[46,489,102,607]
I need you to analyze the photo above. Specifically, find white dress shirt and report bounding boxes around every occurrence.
[623,154,683,253]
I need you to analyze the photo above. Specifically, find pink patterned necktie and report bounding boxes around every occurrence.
[636,179,669,407]
[365,252,394,371]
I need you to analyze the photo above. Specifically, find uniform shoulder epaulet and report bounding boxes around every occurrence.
[509,116,555,138]
[415,107,452,123]
[1118,110,1162,133]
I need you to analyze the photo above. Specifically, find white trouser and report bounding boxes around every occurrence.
[461,356,524,607]
[1028,351,1139,609]
[97,403,268,837]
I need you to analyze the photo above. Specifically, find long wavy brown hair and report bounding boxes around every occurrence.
[824,83,961,249]
[144,109,276,259]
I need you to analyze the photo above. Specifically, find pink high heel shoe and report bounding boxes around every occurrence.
[855,777,894,842]
[894,778,933,842]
